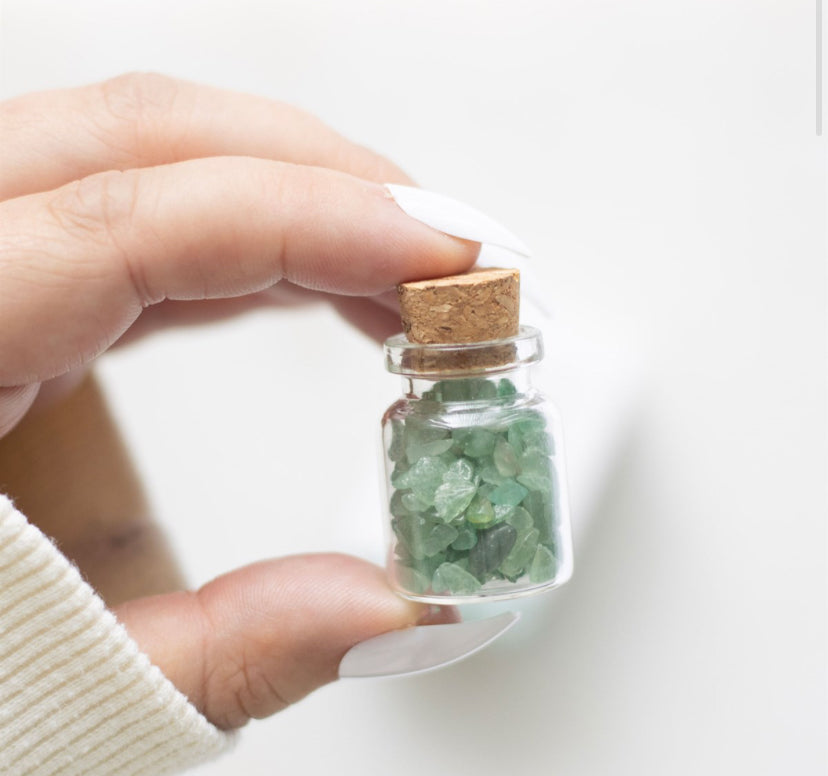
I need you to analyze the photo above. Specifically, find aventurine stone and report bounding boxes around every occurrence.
[463,428,497,458]
[499,527,540,580]
[432,562,482,595]
[422,523,459,556]
[465,495,496,528]
[434,478,477,520]
[386,375,561,598]
[469,523,517,580]
[451,525,478,551]
[488,479,529,507]
[529,544,557,583]
[397,565,431,594]
[493,438,519,477]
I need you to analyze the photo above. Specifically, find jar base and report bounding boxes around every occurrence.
[391,574,570,606]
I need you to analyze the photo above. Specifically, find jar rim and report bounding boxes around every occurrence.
[384,325,544,377]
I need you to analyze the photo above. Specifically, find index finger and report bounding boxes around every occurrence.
[0,157,478,386]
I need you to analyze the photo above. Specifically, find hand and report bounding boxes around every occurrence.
[0,73,475,729]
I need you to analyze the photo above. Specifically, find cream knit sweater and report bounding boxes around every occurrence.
[0,495,234,775]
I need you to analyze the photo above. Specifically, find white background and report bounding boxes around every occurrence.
[1,1,826,774]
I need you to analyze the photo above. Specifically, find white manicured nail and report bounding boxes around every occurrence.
[385,184,532,257]
[339,611,520,679]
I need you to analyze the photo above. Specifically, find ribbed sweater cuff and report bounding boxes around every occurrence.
[0,495,235,776]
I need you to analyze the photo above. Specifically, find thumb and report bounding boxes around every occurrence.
[113,554,453,730]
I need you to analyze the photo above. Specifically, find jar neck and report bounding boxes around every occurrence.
[401,365,536,401]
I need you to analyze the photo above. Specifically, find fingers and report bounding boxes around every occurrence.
[113,554,458,730]
[0,73,412,200]
[0,157,478,384]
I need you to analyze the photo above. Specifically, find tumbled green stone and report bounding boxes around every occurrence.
[529,544,557,583]
[387,376,563,598]
[497,378,517,397]
[522,429,553,455]
[499,527,540,580]
[493,438,519,477]
[432,562,482,595]
[427,378,498,403]
[445,457,475,482]
[392,513,432,560]
[434,478,477,520]
[397,565,431,594]
[388,420,407,462]
[463,428,497,458]
[524,494,554,544]
[516,449,553,493]
[422,523,459,556]
[390,464,410,490]
[403,456,449,505]
[506,424,524,456]
[469,523,518,580]
[451,525,478,551]
[505,505,534,537]
[478,461,507,486]
[406,437,454,463]
[465,495,496,528]
[488,479,529,506]
[401,492,427,513]
[493,504,515,522]
[476,482,494,500]
[516,412,547,432]
[389,489,410,518]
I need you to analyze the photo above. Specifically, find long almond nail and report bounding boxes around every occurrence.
[338,611,520,678]
[385,184,532,257]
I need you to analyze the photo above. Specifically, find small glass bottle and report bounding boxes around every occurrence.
[380,325,573,603]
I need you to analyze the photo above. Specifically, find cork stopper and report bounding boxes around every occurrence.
[395,268,520,374]
[397,267,520,344]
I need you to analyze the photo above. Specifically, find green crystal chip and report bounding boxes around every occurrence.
[445,457,475,482]
[488,479,529,506]
[493,438,519,477]
[401,492,428,513]
[478,461,507,486]
[499,527,540,580]
[451,525,478,551]
[469,523,518,580]
[497,378,517,397]
[406,437,454,463]
[462,428,497,458]
[388,420,406,462]
[505,505,534,537]
[529,544,557,583]
[465,495,495,528]
[516,449,553,493]
[397,565,431,594]
[386,375,564,598]
[434,478,477,520]
[432,562,482,595]
[403,455,449,505]
[422,523,459,556]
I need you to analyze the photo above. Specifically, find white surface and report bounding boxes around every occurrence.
[2,2,826,775]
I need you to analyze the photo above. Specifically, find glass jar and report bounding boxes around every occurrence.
[380,326,573,603]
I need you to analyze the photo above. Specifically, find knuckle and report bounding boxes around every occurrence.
[46,169,140,245]
[44,169,153,305]
[99,72,181,127]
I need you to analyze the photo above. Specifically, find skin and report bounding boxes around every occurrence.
[0,73,474,730]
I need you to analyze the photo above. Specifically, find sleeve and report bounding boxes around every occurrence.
[0,495,235,776]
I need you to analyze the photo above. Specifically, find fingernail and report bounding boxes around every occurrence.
[338,611,520,679]
[385,184,532,257]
